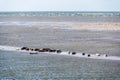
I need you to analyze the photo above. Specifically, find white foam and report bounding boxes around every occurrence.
[0,45,17,51]
[0,45,120,61]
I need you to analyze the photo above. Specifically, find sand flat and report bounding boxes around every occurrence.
[0,45,120,61]
[61,23,120,31]
[0,22,120,56]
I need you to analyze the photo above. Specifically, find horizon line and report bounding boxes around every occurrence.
[0,11,120,13]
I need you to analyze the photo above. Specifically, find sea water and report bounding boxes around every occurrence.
[0,51,120,80]
[0,12,120,79]
[0,11,120,22]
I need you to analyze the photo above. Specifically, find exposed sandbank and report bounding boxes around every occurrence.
[0,45,120,61]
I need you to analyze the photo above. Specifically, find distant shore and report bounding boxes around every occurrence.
[63,23,120,31]
[1,21,120,31]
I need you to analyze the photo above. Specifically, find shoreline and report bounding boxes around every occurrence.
[0,45,120,61]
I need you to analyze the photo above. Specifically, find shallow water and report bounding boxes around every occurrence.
[0,51,120,80]
[0,12,120,79]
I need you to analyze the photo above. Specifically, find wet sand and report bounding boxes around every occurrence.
[0,22,120,56]
[0,45,120,61]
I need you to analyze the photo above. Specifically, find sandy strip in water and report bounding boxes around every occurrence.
[63,23,120,31]
[0,45,120,61]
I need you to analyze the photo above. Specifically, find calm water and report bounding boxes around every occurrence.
[0,12,120,80]
[0,11,120,22]
[0,11,120,17]
[0,51,120,80]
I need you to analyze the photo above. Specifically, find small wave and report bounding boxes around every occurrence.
[0,21,31,25]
